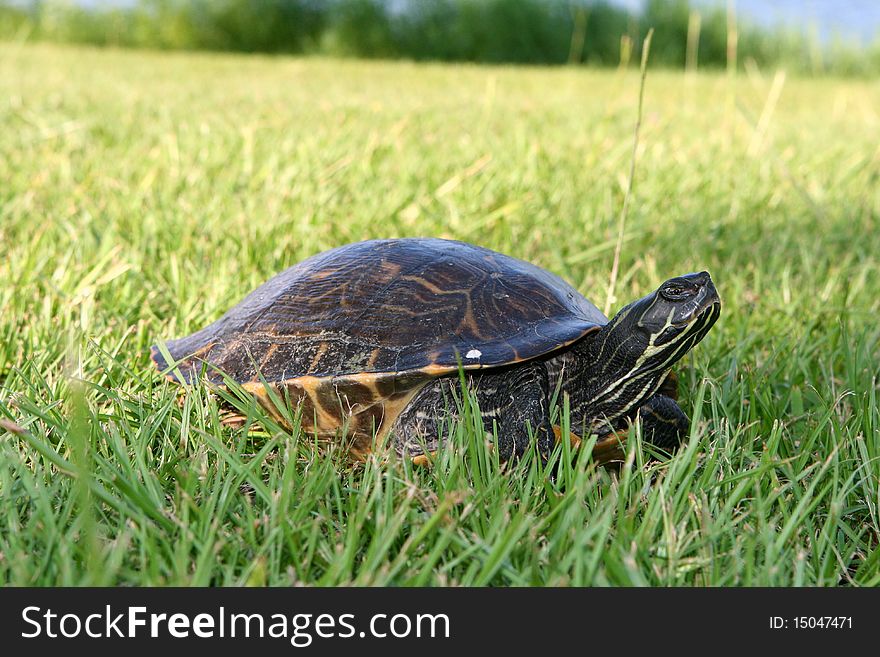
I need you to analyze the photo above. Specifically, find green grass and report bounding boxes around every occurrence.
[1,43,879,586]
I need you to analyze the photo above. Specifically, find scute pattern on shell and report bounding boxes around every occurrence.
[150,238,607,385]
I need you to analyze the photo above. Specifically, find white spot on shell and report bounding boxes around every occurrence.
[466,349,482,359]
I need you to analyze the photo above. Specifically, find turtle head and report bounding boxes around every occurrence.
[624,271,721,357]
[608,272,721,375]
[572,272,720,431]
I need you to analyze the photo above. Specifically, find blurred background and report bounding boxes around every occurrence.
[1,0,879,76]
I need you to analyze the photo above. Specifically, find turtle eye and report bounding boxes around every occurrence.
[660,283,691,301]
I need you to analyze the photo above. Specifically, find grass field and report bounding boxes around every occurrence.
[1,43,879,586]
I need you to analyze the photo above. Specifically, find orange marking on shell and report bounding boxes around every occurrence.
[240,371,426,462]
[458,295,487,340]
[257,342,279,373]
[296,376,342,430]
[378,260,401,279]
[240,382,288,424]
[190,342,218,359]
[308,342,329,373]
[366,348,382,368]
[419,363,455,376]
[399,275,465,296]
[372,387,422,452]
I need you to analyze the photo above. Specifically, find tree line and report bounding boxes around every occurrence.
[1,0,877,75]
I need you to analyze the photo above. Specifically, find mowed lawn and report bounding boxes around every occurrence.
[1,43,878,586]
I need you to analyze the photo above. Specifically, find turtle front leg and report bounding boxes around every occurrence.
[393,361,555,464]
[490,361,555,462]
[567,395,689,466]
[636,394,689,452]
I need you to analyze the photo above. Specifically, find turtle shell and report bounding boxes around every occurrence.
[151,238,607,456]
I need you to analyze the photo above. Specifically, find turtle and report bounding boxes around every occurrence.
[151,238,720,465]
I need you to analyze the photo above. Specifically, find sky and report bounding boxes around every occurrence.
[617,0,880,45]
